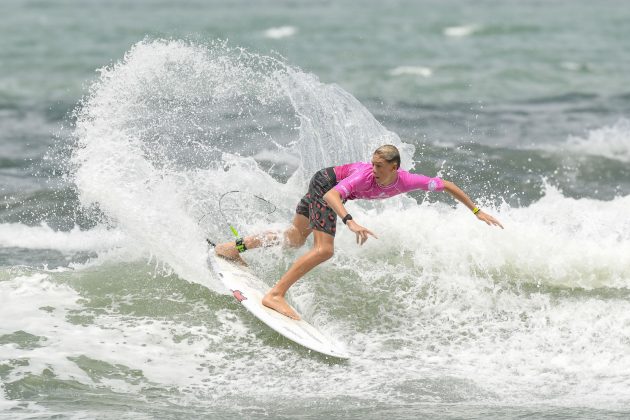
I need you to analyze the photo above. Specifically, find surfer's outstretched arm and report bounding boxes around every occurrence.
[442,180,504,228]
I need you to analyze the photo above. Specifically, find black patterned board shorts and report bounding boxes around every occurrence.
[296,167,339,237]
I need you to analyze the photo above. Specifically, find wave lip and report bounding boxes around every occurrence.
[565,119,630,162]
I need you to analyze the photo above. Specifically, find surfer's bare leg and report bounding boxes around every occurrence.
[283,214,312,248]
[215,214,312,262]
[214,230,280,265]
[262,230,334,320]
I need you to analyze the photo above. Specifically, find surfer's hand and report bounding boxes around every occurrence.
[346,220,377,245]
[476,211,504,229]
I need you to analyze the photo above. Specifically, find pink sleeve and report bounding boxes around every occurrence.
[333,170,367,199]
[399,171,445,192]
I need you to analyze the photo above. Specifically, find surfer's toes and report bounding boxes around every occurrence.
[262,295,300,320]
[286,310,301,321]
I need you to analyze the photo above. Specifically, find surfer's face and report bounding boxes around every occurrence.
[371,155,398,186]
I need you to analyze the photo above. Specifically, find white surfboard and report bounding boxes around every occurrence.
[207,252,350,359]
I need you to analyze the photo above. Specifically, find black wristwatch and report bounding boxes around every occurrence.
[342,214,353,225]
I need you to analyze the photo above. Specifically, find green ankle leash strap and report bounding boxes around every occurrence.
[230,226,247,253]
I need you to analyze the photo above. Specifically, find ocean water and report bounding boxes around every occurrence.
[1,0,630,418]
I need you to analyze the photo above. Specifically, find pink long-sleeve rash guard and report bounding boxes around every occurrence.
[333,162,445,200]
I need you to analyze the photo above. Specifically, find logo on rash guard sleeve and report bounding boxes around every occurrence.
[428,179,438,191]
[336,185,349,196]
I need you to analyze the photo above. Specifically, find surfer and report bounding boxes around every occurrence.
[215,145,503,320]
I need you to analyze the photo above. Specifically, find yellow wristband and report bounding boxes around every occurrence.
[472,206,480,214]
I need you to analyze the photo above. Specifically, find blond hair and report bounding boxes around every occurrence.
[373,144,401,168]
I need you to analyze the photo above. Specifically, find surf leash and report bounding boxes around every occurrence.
[200,191,277,252]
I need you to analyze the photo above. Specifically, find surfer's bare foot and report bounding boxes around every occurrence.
[214,243,247,266]
[262,293,300,320]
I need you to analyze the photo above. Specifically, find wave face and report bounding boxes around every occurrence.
[1,39,630,418]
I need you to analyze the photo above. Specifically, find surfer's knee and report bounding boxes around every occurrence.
[284,227,308,248]
[313,245,334,261]
[292,237,308,248]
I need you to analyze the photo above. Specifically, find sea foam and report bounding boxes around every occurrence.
[0,222,124,252]
[263,26,298,39]
[443,24,481,38]
[565,119,630,162]
[388,66,433,77]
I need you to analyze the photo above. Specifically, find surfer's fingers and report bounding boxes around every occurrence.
[479,213,504,229]
[488,216,504,229]
[487,216,504,229]
[355,230,367,246]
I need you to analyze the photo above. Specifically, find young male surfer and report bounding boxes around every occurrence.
[215,144,503,320]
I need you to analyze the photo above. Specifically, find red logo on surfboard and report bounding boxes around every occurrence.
[232,290,247,302]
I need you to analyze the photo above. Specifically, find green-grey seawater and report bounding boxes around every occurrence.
[1,1,630,419]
